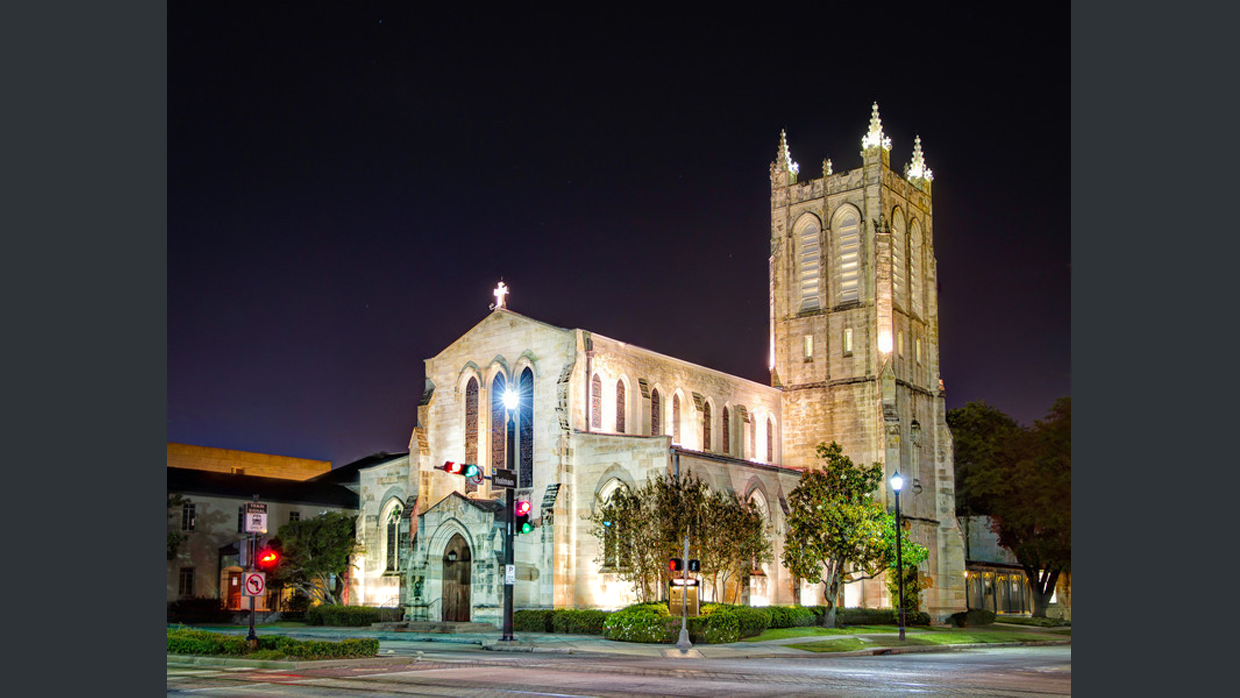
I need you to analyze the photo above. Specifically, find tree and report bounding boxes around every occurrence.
[168,494,189,561]
[947,398,1071,617]
[587,472,771,604]
[880,511,929,614]
[946,400,1024,518]
[270,512,363,606]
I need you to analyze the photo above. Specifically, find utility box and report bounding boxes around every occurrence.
[669,579,699,617]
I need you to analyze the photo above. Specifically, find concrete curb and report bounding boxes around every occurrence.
[167,654,425,670]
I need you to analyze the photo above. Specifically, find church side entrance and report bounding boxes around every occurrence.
[441,533,471,622]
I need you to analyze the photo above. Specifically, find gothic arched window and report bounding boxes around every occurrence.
[616,380,626,433]
[490,372,507,481]
[796,215,822,311]
[835,209,861,303]
[672,394,681,444]
[519,367,533,487]
[722,407,731,455]
[910,220,924,318]
[383,500,404,572]
[591,374,602,429]
[767,417,774,462]
[892,209,907,309]
[703,402,712,452]
[650,388,660,436]
[464,376,478,471]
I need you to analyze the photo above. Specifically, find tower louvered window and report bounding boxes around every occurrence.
[836,212,861,303]
[519,368,533,487]
[650,388,660,436]
[591,374,602,428]
[465,377,478,493]
[490,373,507,482]
[616,381,626,433]
[799,221,821,310]
[722,407,731,455]
[703,403,712,452]
[892,212,906,308]
[911,221,924,317]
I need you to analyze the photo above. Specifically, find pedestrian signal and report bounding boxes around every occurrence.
[669,557,683,572]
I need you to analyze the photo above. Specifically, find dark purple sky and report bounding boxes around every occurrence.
[168,5,1070,467]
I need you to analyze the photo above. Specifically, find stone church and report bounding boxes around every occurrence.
[350,105,967,624]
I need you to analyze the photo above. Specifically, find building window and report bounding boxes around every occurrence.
[722,407,731,455]
[385,503,403,572]
[519,367,534,487]
[490,372,507,482]
[289,511,299,523]
[703,403,712,452]
[672,394,680,444]
[843,328,853,356]
[915,337,922,364]
[650,387,660,436]
[616,380,626,433]
[897,330,904,356]
[749,415,755,460]
[178,567,195,597]
[797,217,821,311]
[835,210,861,303]
[181,502,196,532]
[892,210,906,308]
[591,374,602,428]
[803,334,813,361]
[464,376,479,471]
[910,221,924,318]
[767,418,774,462]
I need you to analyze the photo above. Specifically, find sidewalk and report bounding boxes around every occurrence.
[167,622,1070,666]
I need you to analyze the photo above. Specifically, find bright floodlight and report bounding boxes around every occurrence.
[503,389,519,411]
[890,471,903,492]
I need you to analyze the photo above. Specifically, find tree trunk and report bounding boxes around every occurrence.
[1024,565,1060,618]
[819,578,839,627]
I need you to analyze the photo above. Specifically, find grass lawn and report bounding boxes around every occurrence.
[786,628,1064,653]
[743,625,904,642]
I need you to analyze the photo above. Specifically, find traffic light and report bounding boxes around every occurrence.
[256,542,281,571]
[669,557,683,572]
[688,559,700,573]
[514,499,533,534]
[442,461,481,478]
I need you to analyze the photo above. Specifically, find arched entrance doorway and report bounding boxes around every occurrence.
[442,533,471,622]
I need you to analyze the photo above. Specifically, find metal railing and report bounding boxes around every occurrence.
[408,597,442,622]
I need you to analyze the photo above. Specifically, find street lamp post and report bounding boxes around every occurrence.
[501,389,519,642]
[890,470,905,641]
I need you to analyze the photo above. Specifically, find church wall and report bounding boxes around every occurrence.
[352,456,410,608]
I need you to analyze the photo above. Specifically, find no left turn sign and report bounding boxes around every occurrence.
[242,571,266,597]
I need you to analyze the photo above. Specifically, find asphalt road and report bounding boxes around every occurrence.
[167,644,1071,696]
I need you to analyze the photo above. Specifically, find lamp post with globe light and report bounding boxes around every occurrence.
[890,470,906,641]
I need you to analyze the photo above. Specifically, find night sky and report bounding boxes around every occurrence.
[168,5,1070,467]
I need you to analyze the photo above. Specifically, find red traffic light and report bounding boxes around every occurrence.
[256,547,280,570]
[669,557,683,572]
[515,500,531,516]
[442,461,465,474]
[515,499,533,534]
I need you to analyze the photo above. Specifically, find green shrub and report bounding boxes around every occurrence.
[305,604,382,627]
[603,605,678,643]
[687,610,740,643]
[765,606,818,628]
[948,608,997,627]
[167,627,378,660]
[514,609,556,632]
[701,605,768,638]
[832,607,931,627]
[996,615,1070,627]
[552,609,610,635]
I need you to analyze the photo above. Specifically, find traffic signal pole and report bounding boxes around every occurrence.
[246,530,258,647]
[501,408,516,641]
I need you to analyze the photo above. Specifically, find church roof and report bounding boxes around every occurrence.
[167,467,358,508]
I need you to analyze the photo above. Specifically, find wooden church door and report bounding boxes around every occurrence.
[441,534,471,622]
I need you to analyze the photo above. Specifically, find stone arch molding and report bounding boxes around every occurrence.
[591,464,637,513]
[426,517,477,562]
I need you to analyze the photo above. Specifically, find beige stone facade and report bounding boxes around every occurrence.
[167,442,331,480]
[354,108,967,622]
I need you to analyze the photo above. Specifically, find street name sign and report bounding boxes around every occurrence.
[492,468,517,489]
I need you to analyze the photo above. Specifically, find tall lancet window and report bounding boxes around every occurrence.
[722,407,731,455]
[616,380,626,433]
[491,372,507,479]
[650,388,660,436]
[767,418,774,462]
[519,367,533,487]
[703,403,712,452]
[892,210,906,308]
[797,217,821,311]
[672,394,681,444]
[910,221,924,318]
[835,209,861,303]
[591,374,602,429]
[464,377,479,494]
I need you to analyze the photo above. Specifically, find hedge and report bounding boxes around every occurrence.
[552,609,610,635]
[305,604,383,627]
[833,607,931,627]
[167,627,379,660]
[948,608,996,627]
[514,609,556,632]
[765,606,818,628]
[603,605,679,643]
